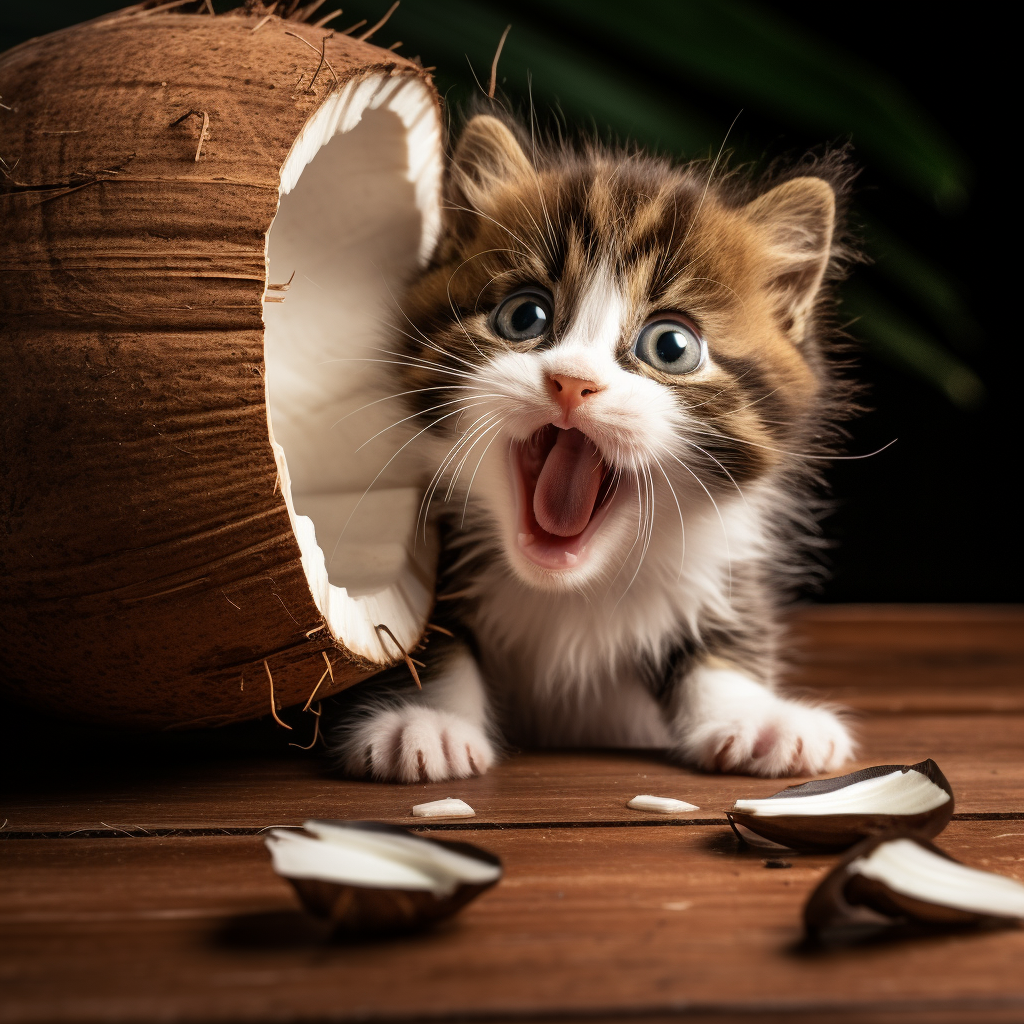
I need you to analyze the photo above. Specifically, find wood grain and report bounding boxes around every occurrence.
[2,606,1022,1023]
[787,605,1024,711]
[4,713,1022,834]
[1,822,1022,1024]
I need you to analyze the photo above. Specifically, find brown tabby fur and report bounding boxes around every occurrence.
[402,117,855,489]
[328,110,860,780]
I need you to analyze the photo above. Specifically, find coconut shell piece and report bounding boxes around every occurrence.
[727,760,954,852]
[266,820,502,935]
[0,4,445,727]
[804,831,1024,942]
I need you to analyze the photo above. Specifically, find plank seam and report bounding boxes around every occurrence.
[2,811,1022,840]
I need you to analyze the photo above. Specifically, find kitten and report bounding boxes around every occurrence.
[329,113,856,782]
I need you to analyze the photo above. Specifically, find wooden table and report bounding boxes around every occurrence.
[2,606,1023,1024]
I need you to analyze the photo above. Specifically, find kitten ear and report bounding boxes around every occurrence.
[744,177,836,342]
[450,115,534,210]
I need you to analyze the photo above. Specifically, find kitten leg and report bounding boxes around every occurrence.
[669,661,853,777]
[330,645,496,783]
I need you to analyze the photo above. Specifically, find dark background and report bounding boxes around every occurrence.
[2,1,1017,603]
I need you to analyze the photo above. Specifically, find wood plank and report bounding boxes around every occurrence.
[2,821,1023,1024]
[4,713,1023,834]
[787,605,1024,712]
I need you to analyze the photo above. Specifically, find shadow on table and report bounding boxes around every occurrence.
[215,910,335,950]
[216,908,462,950]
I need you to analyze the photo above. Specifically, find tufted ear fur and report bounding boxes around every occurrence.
[744,177,836,343]
[448,115,535,215]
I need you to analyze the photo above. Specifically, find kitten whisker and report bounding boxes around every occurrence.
[676,109,741,254]
[665,451,733,602]
[606,462,647,600]
[432,413,493,505]
[355,395,504,452]
[461,420,507,527]
[445,415,499,501]
[687,426,897,463]
[444,419,501,511]
[445,271,486,360]
[418,413,497,543]
[443,248,534,323]
[682,365,766,410]
[617,463,656,603]
[417,412,499,542]
[501,187,556,267]
[652,453,687,580]
[376,276,484,373]
[321,355,476,383]
[328,402,495,568]
[443,199,548,268]
[683,275,748,310]
[679,436,749,509]
[375,321,481,375]
[329,384,491,430]
[441,248,530,343]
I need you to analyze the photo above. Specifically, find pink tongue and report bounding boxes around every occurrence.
[533,428,605,538]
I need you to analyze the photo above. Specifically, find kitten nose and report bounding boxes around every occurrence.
[549,373,605,417]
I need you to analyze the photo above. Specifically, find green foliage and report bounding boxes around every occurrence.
[347,0,984,408]
[1,0,984,407]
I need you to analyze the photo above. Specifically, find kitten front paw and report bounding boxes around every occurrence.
[337,706,495,783]
[678,669,853,777]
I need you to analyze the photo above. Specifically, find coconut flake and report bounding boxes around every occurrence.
[627,795,700,814]
[412,797,475,818]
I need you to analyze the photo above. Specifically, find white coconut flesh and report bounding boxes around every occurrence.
[263,73,444,663]
[848,838,1024,919]
[266,821,501,898]
[627,795,700,814]
[732,769,950,818]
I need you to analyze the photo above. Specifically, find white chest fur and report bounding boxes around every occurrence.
[460,491,765,746]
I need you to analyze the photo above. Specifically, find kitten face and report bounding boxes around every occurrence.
[391,116,839,593]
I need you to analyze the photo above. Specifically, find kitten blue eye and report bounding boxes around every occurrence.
[493,289,552,342]
[633,317,705,375]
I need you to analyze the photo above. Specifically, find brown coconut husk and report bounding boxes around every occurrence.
[0,2,444,729]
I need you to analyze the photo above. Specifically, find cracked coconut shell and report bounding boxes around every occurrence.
[0,3,444,728]
[267,820,503,934]
[804,831,1024,942]
[727,760,955,852]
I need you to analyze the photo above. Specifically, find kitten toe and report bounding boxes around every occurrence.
[393,714,449,782]
[333,707,405,780]
[700,722,764,774]
[438,715,495,779]
[780,702,854,775]
[676,666,855,778]
[334,706,494,783]
[722,701,853,778]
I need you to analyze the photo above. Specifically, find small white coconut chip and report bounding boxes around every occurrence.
[412,797,476,818]
[627,795,700,814]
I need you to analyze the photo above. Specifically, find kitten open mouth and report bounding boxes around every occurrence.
[513,426,616,570]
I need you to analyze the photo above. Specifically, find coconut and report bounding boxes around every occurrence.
[804,831,1024,942]
[726,760,955,852]
[0,3,445,728]
[266,820,502,933]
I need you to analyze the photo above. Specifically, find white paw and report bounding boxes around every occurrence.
[677,668,854,777]
[338,706,495,783]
